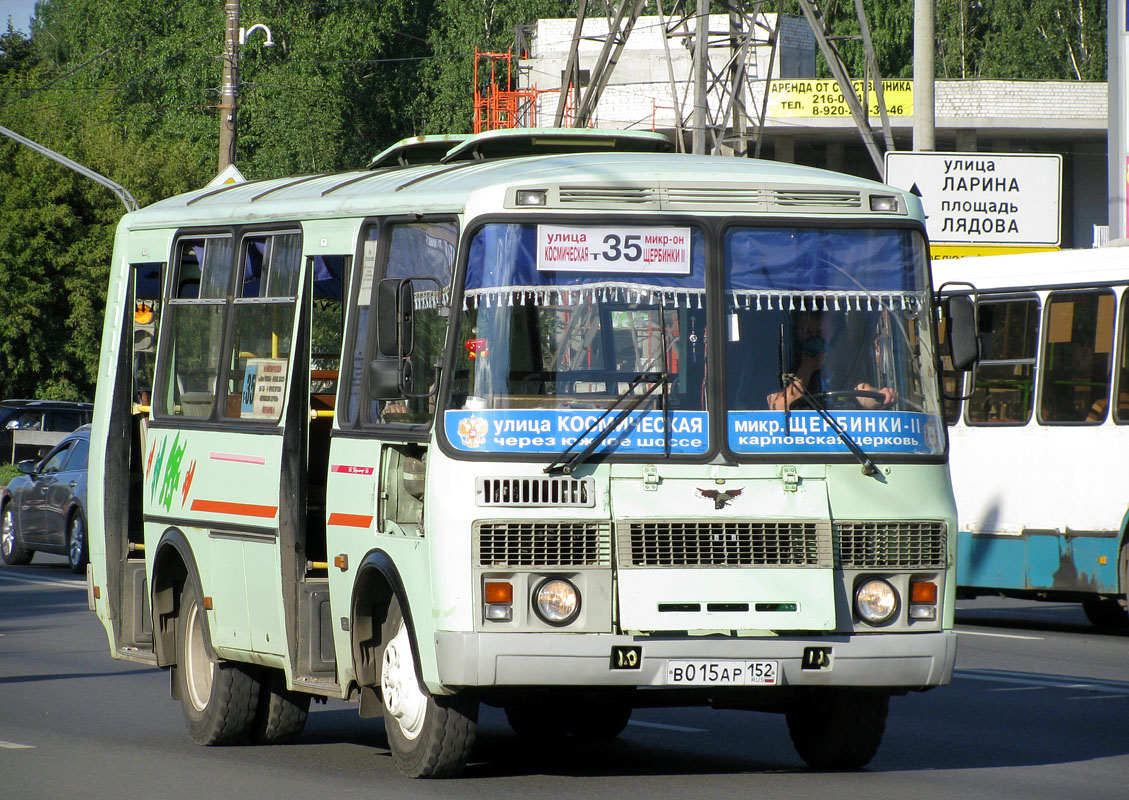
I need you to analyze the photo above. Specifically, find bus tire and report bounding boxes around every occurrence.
[1,505,33,565]
[379,597,477,778]
[568,701,632,740]
[785,688,888,770]
[1081,597,1128,631]
[175,582,260,745]
[252,670,310,744]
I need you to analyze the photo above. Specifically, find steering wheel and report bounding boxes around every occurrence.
[808,389,892,408]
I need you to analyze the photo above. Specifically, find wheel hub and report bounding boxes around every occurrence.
[2,512,14,558]
[380,621,427,740]
[69,518,84,568]
[183,602,214,711]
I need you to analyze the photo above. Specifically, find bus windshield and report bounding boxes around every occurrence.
[724,226,943,456]
[443,222,942,458]
[445,222,708,456]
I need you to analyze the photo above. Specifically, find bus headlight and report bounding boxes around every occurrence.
[533,578,580,626]
[855,579,898,625]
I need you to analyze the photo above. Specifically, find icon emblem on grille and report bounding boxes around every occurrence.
[696,487,743,509]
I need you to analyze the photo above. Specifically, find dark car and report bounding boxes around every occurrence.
[0,399,94,463]
[1,426,90,573]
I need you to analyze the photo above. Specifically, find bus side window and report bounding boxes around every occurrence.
[936,313,963,425]
[157,237,233,418]
[311,255,347,410]
[967,297,1039,425]
[1115,290,1129,424]
[132,263,164,407]
[365,221,456,427]
[223,232,301,421]
[1039,290,1114,424]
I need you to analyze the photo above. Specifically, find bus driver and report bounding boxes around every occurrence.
[767,310,897,411]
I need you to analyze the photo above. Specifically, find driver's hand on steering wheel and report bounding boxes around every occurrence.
[855,382,897,409]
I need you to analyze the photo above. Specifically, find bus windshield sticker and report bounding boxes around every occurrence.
[358,239,378,306]
[444,409,708,455]
[536,225,692,275]
[728,410,941,454]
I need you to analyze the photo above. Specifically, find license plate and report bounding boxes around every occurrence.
[665,659,778,686]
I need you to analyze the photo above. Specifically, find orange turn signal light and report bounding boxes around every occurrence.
[910,581,937,604]
[484,581,513,604]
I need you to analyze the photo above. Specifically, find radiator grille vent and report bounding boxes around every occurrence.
[619,520,832,568]
[835,521,948,569]
[476,521,611,567]
[476,476,594,508]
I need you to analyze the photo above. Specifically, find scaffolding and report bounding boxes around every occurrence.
[474,0,896,170]
[473,49,543,133]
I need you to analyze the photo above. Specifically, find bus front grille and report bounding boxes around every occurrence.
[834,521,948,569]
[476,476,595,508]
[618,521,833,568]
[476,521,612,567]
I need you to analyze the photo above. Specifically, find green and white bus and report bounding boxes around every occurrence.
[87,128,971,777]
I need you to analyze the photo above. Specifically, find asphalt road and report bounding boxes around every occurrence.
[3,556,1127,799]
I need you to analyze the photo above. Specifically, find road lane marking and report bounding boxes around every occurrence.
[0,572,84,590]
[628,720,708,733]
[955,668,1129,695]
[956,629,1043,641]
[0,741,36,749]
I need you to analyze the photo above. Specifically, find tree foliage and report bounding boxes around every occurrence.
[0,0,1109,399]
[809,0,1106,81]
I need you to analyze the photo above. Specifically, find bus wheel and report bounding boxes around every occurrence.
[66,511,88,574]
[1081,597,1129,631]
[379,597,477,777]
[785,689,888,770]
[252,670,310,744]
[175,582,260,745]
[568,701,632,740]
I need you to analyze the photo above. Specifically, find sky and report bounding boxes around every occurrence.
[0,0,36,33]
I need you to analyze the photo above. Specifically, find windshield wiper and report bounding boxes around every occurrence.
[782,375,880,476]
[544,371,666,476]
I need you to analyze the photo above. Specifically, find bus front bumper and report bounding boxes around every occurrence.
[433,629,956,689]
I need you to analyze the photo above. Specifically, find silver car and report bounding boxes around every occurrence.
[1,426,90,573]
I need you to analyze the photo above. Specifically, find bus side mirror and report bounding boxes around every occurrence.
[368,358,408,400]
[376,279,414,359]
[944,295,979,371]
[368,279,416,399]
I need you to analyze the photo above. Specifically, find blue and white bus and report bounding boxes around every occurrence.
[934,246,1129,629]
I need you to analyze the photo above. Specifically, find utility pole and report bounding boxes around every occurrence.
[218,0,240,171]
[692,0,709,154]
[912,0,935,151]
[1108,1,1128,240]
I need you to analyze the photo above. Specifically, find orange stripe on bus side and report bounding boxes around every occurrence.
[327,513,374,528]
[190,499,279,519]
